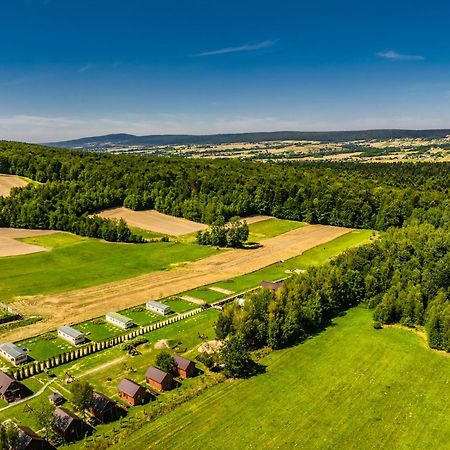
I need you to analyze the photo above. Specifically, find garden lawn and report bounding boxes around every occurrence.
[0,232,218,300]
[247,217,306,242]
[162,298,198,313]
[111,307,450,450]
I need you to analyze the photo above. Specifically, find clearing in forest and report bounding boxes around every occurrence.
[97,207,208,236]
[0,228,57,257]
[0,174,28,197]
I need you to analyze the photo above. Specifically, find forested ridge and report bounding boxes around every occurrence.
[0,141,449,351]
[0,142,449,236]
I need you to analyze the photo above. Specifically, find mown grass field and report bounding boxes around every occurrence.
[0,233,218,300]
[111,307,450,450]
[247,217,306,242]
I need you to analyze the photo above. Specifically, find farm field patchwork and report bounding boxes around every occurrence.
[0,232,218,301]
[97,207,208,236]
[111,307,450,450]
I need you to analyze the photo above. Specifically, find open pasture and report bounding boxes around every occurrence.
[112,307,450,450]
[98,207,208,236]
[0,174,28,197]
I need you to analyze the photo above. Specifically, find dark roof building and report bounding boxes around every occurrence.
[90,391,121,423]
[17,426,56,450]
[260,280,283,292]
[173,355,196,378]
[0,371,25,403]
[118,378,149,406]
[146,366,173,391]
[54,407,89,442]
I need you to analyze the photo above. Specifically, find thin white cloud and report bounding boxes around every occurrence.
[377,50,424,61]
[78,64,94,73]
[193,40,275,57]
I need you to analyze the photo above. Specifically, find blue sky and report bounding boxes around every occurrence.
[1,0,450,142]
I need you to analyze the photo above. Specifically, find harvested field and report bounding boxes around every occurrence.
[2,224,352,342]
[0,174,28,197]
[0,228,57,257]
[97,207,207,236]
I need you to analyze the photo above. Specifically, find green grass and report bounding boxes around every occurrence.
[18,332,74,361]
[77,319,125,341]
[119,307,173,327]
[112,307,450,450]
[247,218,306,242]
[0,232,218,301]
[162,298,198,313]
[182,287,228,303]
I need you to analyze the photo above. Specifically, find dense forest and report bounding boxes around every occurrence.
[0,141,449,350]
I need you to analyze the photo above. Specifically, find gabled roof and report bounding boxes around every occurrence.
[58,326,84,339]
[0,372,18,395]
[92,391,117,413]
[0,342,27,359]
[173,355,194,371]
[146,366,172,383]
[118,378,143,397]
[17,426,52,448]
[54,407,82,431]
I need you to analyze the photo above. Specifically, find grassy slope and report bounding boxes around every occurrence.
[0,233,217,300]
[112,307,450,450]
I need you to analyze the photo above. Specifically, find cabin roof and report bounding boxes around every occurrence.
[146,366,171,383]
[118,378,143,397]
[173,355,194,371]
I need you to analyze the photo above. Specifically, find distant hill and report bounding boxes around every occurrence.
[47,129,450,149]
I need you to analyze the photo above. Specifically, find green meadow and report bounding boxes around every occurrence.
[0,233,218,301]
[112,307,450,450]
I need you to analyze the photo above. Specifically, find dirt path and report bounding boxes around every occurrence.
[2,224,351,342]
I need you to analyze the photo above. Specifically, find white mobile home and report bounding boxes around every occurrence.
[146,300,171,316]
[57,326,85,345]
[106,312,134,330]
[0,343,28,366]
